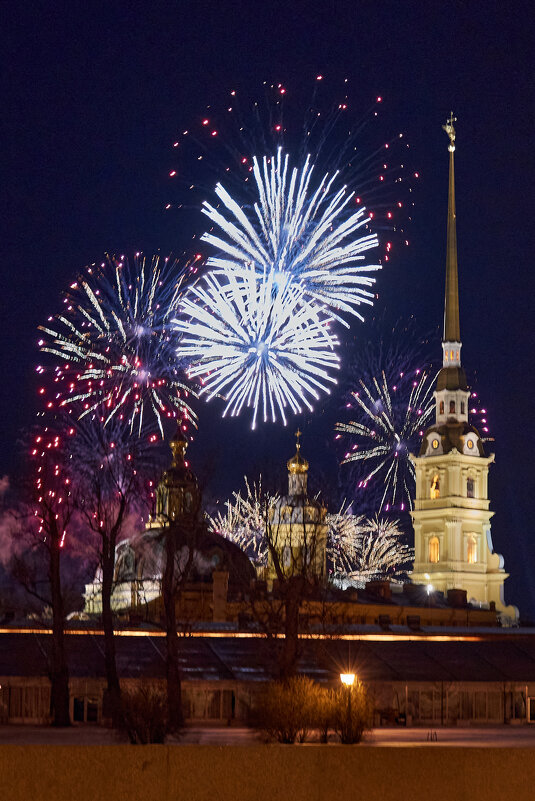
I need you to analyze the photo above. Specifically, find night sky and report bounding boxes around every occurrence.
[2,1,534,615]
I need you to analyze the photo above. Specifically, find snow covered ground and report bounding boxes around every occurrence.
[1,725,535,746]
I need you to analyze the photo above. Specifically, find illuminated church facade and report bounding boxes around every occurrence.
[409,116,517,623]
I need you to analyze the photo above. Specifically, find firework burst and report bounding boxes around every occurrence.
[167,79,419,271]
[336,367,436,511]
[326,504,362,576]
[207,477,274,566]
[37,253,199,437]
[200,148,380,325]
[341,515,414,588]
[175,264,340,429]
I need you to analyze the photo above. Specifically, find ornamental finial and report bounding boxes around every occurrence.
[287,429,308,474]
[442,112,457,152]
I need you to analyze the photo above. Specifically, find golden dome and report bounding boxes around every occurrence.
[287,430,309,474]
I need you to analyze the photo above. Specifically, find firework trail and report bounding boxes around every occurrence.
[175,264,340,429]
[37,253,199,438]
[336,368,435,512]
[200,148,380,325]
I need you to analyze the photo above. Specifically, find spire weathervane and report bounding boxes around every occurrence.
[442,112,457,152]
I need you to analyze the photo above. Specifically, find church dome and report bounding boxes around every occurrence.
[114,525,255,586]
[436,365,468,391]
[287,446,309,474]
[420,420,485,457]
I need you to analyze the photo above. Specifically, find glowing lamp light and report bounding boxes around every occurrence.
[340,673,355,686]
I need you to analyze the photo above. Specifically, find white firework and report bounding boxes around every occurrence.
[201,148,380,326]
[326,504,363,576]
[208,477,274,566]
[342,515,414,588]
[174,265,340,429]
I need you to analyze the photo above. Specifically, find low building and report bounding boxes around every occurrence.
[2,626,535,727]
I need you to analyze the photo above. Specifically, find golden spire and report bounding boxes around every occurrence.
[287,429,309,474]
[442,112,460,344]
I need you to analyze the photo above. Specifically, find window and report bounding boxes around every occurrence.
[467,535,477,564]
[428,536,440,563]
[461,401,465,414]
[467,477,475,498]
[439,401,444,415]
[430,474,440,499]
[449,400,456,414]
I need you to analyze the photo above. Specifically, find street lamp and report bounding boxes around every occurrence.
[340,673,356,743]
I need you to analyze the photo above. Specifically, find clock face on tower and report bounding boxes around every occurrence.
[432,438,440,449]
[467,439,474,450]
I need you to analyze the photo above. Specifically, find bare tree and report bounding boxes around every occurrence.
[152,429,202,731]
[263,498,328,679]
[72,419,155,725]
[211,452,330,680]
[10,427,82,726]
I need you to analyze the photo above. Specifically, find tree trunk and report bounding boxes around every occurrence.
[280,579,301,679]
[163,528,183,731]
[101,539,122,725]
[49,516,70,726]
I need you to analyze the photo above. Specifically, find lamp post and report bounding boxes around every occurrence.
[340,673,356,743]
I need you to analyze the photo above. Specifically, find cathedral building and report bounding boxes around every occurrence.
[266,431,328,584]
[84,426,254,617]
[409,116,517,623]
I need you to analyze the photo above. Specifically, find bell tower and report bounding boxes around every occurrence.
[409,116,517,623]
[151,425,201,526]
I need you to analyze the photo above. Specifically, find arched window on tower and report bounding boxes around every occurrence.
[467,535,477,564]
[461,401,465,415]
[439,401,444,415]
[430,474,440,499]
[429,536,440,563]
[467,477,475,498]
[449,400,456,414]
